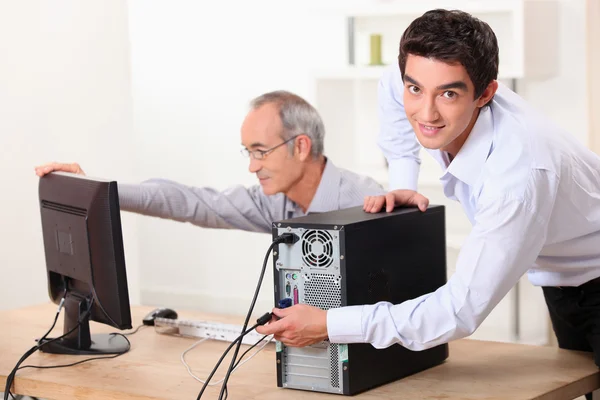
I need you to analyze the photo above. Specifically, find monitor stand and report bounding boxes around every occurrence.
[39,294,129,355]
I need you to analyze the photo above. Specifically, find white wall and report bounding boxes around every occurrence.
[520,0,589,145]
[127,0,347,316]
[587,0,600,154]
[0,1,140,310]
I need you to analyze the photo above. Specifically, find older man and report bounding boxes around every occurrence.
[35,90,384,231]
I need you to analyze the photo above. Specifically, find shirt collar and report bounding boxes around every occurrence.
[306,158,342,214]
[441,106,495,187]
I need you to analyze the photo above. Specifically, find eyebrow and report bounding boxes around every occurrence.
[404,74,468,92]
[245,142,267,149]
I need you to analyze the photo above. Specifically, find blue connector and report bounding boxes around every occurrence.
[278,298,293,309]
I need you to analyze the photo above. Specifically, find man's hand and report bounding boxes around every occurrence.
[363,189,429,213]
[34,162,86,177]
[255,304,328,347]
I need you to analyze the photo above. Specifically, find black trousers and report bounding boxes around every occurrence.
[543,279,600,400]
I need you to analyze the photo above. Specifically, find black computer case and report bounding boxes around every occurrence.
[272,205,448,395]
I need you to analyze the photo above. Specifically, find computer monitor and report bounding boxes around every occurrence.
[38,171,132,355]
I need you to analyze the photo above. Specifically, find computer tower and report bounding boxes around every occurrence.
[272,205,448,395]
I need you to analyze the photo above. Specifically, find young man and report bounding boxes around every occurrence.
[257,9,600,375]
[35,91,384,231]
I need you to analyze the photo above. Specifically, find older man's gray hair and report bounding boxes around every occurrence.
[250,91,325,158]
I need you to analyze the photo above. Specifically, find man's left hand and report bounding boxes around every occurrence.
[255,304,328,347]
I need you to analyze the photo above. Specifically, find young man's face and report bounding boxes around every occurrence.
[240,103,303,195]
[402,54,496,157]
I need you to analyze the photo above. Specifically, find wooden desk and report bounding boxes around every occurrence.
[1,304,599,400]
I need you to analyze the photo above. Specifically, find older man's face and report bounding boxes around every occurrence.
[241,103,302,196]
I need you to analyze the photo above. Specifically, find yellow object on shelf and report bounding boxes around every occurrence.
[369,34,384,66]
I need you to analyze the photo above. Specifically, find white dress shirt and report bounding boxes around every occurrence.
[326,64,600,351]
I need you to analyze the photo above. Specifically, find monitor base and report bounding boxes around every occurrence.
[39,333,129,355]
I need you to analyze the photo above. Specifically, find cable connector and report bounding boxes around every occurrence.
[57,297,66,313]
[278,298,292,309]
[274,233,299,245]
[256,312,273,326]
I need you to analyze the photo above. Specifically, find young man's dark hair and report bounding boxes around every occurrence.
[398,9,499,99]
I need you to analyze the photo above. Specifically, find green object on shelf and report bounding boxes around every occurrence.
[369,34,384,66]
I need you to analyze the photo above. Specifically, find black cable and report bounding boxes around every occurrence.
[217,240,278,400]
[4,295,68,399]
[218,233,297,400]
[220,334,270,400]
[37,296,66,344]
[5,260,131,398]
[4,295,66,399]
[4,297,93,400]
[196,323,260,400]
[123,324,146,336]
[18,334,130,371]
[210,333,268,400]
[91,286,124,329]
[215,334,268,400]
[232,334,268,370]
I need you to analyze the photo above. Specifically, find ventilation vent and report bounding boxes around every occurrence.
[301,230,334,268]
[41,200,87,217]
[304,273,341,310]
[330,344,340,388]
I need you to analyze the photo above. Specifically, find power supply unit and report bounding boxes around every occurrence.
[272,205,448,395]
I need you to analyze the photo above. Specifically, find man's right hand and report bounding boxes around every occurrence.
[34,162,86,177]
[363,189,429,213]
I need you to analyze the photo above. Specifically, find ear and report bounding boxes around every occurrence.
[476,80,498,108]
[295,135,312,161]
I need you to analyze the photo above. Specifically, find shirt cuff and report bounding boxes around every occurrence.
[387,159,419,191]
[327,306,367,344]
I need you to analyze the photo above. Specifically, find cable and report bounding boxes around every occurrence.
[123,324,146,336]
[18,334,130,371]
[37,297,65,344]
[182,334,272,385]
[232,334,270,371]
[219,333,272,400]
[195,312,272,399]
[195,323,261,400]
[4,296,92,400]
[217,233,297,400]
[3,296,67,399]
[4,304,129,399]
[5,257,132,398]
[217,241,277,399]
[91,286,124,329]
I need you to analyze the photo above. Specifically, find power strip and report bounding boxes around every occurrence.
[154,317,268,345]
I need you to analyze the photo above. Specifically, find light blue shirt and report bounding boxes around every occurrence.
[326,64,600,350]
[117,158,384,233]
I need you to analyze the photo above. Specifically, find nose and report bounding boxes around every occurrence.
[248,157,261,173]
[420,97,440,123]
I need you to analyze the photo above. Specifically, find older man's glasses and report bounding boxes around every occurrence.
[240,135,299,160]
